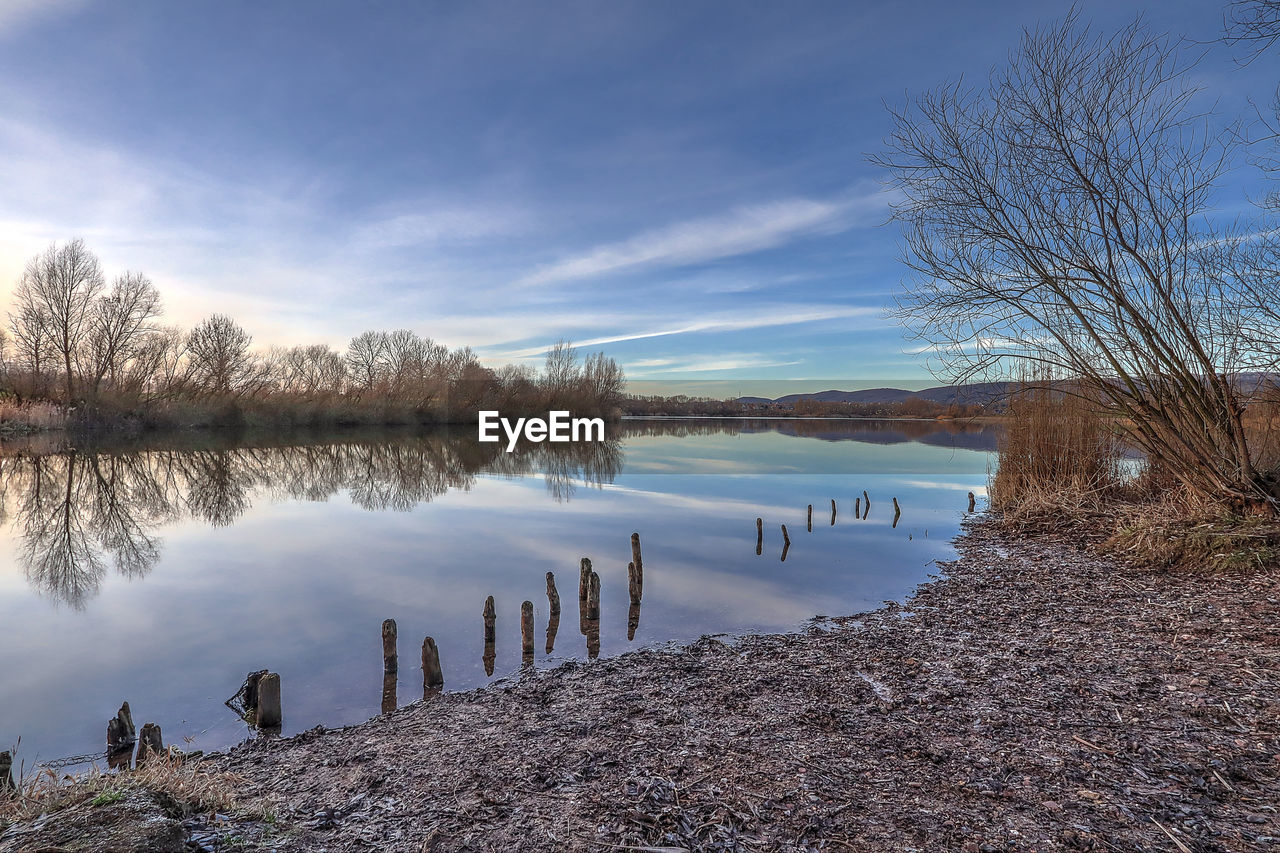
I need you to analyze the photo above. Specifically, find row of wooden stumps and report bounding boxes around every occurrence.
[376,533,643,713]
[381,619,445,713]
[758,490,927,560]
[102,699,193,771]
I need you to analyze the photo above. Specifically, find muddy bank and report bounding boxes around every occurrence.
[4,520,1278,851]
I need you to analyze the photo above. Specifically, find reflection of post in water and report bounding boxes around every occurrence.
[806,504,812,532]
[422,636,444,699]
[892,497,901,528]
[780,524,791,562]
[627,557,643,641]
[755,517,763,555]
[863,490,871,518]
[545,572,561,654]
[830,498,837,526]
[482,596,497,677]
[585,571,601,660]
[521,600,535,667]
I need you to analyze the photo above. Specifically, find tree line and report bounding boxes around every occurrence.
[0,239,624,430]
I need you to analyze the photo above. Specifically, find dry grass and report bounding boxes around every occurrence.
[988,381,1127,525]
[0,752,247,825]
[0,399,69,434]
[1103,490,1280,572]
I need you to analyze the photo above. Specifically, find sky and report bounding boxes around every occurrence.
[0,0,1275,393]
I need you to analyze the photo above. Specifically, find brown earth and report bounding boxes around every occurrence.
[3,519,1278,852]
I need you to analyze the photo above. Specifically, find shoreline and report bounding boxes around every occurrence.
[3,519,1277,851]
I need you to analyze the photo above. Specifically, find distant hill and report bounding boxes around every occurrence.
[745,381,1012,408]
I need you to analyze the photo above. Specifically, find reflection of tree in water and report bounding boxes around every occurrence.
[0,430,625,606]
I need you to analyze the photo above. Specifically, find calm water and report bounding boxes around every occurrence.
[0,418,995,770]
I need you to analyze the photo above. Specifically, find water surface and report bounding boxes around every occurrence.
[0,418,995,770]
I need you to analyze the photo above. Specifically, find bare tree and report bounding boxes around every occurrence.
[186,314,255,396]
[8,280,55,394]
[1224,0,1280,58]
[345,330,389,392]
[15,240,107,400]
[874,15,1280,511]
[81,271,162,395]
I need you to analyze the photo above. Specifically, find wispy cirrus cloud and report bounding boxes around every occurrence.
[518,190,888,286]
[497,304,880,359]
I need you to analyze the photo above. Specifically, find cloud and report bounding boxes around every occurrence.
[518,191,887,286]
[497,305,880,359]
[348,206,531,251]
[626,354,803,375]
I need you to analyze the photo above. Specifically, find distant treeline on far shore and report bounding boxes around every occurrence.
[0,240,624,434]
[621,395,989,419]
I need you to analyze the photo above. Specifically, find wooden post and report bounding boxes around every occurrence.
[546,572,561,616]
[968,491,976,513]
[0,750,13,791]
[585,572,601,660]
[755,517,763,556]
[781,524,790,546]
[855,496,861,519]
[892,497,901,528]
[483,596,497,676]
[422,636,444,691]
[135,723,163,765]
[630,533,643,597]
[628,561,641,605]
[107,701,136,760]
[863,490,871,517]
[830,498,836,526]
[257,673,282,729]
[381,671,397,715]
[627,600,641,641]
[780,539,790,562]
[521,600,535,665]
[806,504,812,532]
[578,557,592,601]
[382,618,398,674]
[242,670,267,715]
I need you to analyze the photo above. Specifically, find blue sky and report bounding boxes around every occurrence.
[0,0,1274,391]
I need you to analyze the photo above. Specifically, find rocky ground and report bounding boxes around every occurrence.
[3,519,1278,852]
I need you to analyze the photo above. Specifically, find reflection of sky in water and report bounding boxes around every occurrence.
[0,419,995,769]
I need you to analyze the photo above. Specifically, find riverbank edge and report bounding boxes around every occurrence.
[3,517,1277,852]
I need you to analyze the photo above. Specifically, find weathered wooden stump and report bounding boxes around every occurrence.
[806,504,812,532]
[627,600,641,641]
[585,572,601,660]
[628,561,642,605]
[629,533,644,598]
[382,618,398,675]
[381,671,397,715]
[546,571,561,616]
[830,498,837,526]
[521,600,535,665]
[106,701,136,761]
[483,596,497,643]
[586,572,600,621]
[0,750,13,791]
[256,673,283,729]
[422,636,444,691]
[135,723,164,765]
[579,557,594,601]
[756,517,763,556]
[855,496,861,519]
[968,491,976,513]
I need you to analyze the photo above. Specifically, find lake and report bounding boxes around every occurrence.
[0,418,996,772]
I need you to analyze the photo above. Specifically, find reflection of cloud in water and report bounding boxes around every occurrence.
[898,480,989,495]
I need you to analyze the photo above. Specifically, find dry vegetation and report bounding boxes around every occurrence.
[990,383,1280,571]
